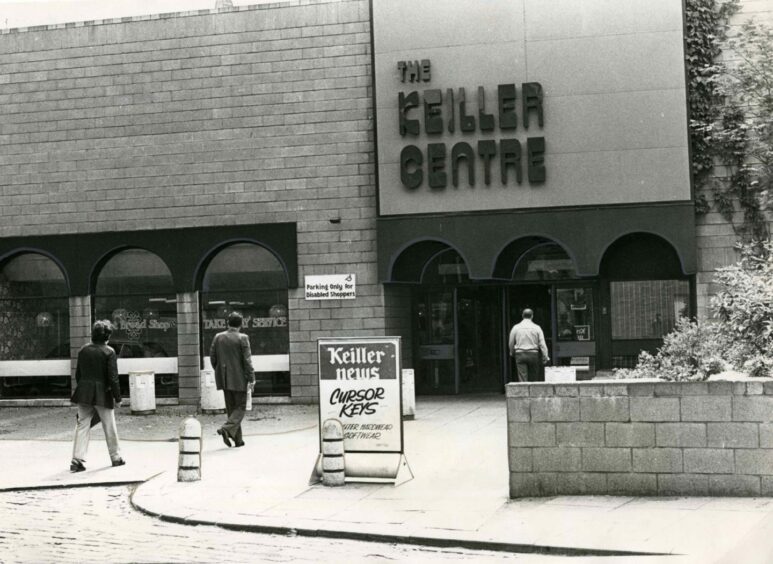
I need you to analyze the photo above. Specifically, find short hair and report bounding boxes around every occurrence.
[227,311,243,328]
[522,308,534,319]
[92,320,113,343]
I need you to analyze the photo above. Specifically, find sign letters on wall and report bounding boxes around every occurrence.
[396,60,546,191]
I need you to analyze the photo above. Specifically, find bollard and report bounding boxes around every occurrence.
[177,417,202,482]
[200,369,225,414]
[401,368,416,420]
[321,418,345,487]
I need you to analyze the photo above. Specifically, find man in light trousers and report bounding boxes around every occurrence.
[70,320,125,472]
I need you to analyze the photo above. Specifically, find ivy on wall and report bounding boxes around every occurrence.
[686,0,772,245]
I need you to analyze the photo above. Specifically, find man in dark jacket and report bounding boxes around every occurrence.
[210,311,255,447]
[70,320,125,472]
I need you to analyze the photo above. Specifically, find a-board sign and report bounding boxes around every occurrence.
[318,337,402,453]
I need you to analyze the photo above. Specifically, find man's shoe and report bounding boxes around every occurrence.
[111,458,126,467]
[70,460,86,473]
[234,439,245,447]
[217,428,233,447]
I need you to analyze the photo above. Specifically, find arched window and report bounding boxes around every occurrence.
[93,249,178,397]
[512,242,577,281]
[601,233,690,368]
[0,253,70,398]
[201,243,289,397]
[421,249,470,285]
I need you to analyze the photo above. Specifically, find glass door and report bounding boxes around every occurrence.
[507,286,553,381]
[414,289,456,394]
[457,287,504,393]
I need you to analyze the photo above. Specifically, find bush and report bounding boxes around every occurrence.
[618,241,773,381]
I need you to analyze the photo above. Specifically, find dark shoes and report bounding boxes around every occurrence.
[70,460,86,473]
[111,458,126,467]
[234,439,245,448]
[217,428,233,447]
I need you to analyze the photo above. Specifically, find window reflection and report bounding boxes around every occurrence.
[421,249,470,285]
[513,243,576,280]
[201,243,289,396]
[0,253,70,398]
[0,254,69,360]
[94,249,178,397]
[556,288,594,341]
[611,280,689,339]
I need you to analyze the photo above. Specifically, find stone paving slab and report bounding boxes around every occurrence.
[4,398,773,561]
[0,439,176,491]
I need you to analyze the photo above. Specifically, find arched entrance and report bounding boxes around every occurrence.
[411,246,504,394]
[399,237,592,394]
[199,242,290,397]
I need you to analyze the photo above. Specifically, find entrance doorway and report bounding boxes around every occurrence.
[413,287,503,394]
[506,286,552,382]
[457,287,503,393]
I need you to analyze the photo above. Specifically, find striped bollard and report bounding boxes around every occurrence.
[321,418,345,487]
[178,417,202,482]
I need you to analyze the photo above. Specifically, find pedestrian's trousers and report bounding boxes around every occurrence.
[222,390,248,442]
[72,403,122,464]
[515,351,541,382]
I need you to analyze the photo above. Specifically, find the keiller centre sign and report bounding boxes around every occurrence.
[318,337,402,453]
[397,60,546,190]
[373,0,691,216]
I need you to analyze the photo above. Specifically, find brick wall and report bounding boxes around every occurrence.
[0,0,381,403]
[68,295,91,388]
[176,292,200,406]
[695,0,773,320]
[507,379,773,497]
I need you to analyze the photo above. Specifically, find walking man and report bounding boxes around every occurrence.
[508,308,550,382]
[70,320,125,472]
[210,311,255,447]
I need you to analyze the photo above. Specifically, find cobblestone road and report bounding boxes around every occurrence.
[0,486,523,564]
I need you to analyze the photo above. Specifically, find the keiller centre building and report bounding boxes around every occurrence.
[0,0,697,404]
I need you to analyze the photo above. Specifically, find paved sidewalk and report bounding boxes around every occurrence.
[3,398,773,562]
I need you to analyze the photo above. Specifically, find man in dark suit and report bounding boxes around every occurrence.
[210,311,255,447]
[70,320,125,472]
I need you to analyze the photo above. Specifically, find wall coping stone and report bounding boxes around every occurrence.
[506,378,773,398]
[0,0,345,35]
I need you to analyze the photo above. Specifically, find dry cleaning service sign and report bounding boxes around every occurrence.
[318,337,402,453]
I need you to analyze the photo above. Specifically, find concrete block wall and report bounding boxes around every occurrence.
[0,0,380,403]
[507,379,773,497]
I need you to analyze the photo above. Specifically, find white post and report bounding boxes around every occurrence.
[321,418,345,486]
[178,417,202,482]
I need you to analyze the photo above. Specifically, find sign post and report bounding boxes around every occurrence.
[311,336,412,485]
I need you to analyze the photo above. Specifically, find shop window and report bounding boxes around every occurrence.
[201,243,289,397]
[611,280,689,340]
[421,249,470,285]
[0,253,70,398]
[513,242,576,281]
[556,288,594,341]
[94,249,178,398]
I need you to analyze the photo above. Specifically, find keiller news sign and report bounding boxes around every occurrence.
[318,337,402,453]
